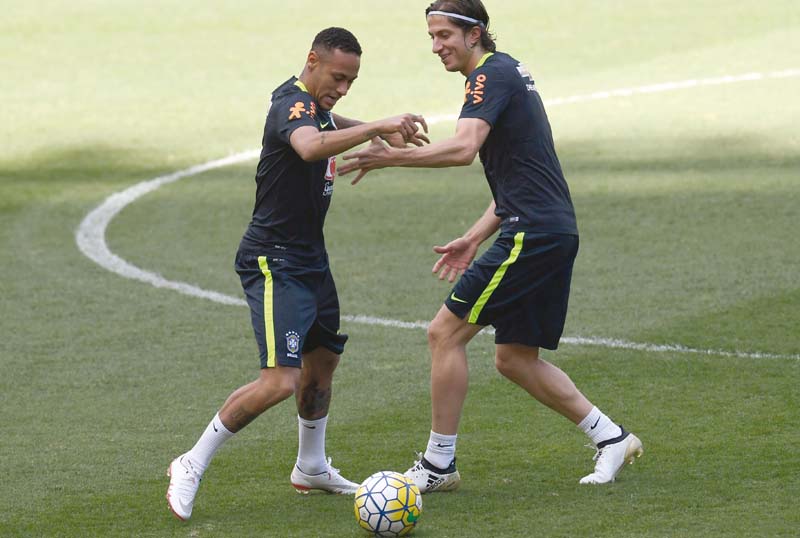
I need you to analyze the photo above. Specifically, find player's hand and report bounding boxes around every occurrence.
[340,137,392,185]
[379,113,428,144]
[432,237,478,282]
[381,130,430,148]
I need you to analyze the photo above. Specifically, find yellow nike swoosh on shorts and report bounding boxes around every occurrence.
[450,292,468,304]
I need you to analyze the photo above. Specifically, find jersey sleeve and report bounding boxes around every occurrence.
[274,92,320,144]
[459,64,513,127]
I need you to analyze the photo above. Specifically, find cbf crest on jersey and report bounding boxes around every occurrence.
[286,331,300,356]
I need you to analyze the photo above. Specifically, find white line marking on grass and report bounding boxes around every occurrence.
[76,150,259,306]
[341,316,799,360]
[75,69,800,361]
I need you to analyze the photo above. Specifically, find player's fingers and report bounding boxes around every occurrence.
[446,266,457,283]
[350,169,365,185]
[449,267,462,283]
[413,114,429,133]
[338,161,355,175]
[416,133,431,144]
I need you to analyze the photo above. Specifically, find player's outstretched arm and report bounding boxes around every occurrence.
[289,114,427,162]
[333,113,430,148]
[339,118,490,184]
[432,200,500,282]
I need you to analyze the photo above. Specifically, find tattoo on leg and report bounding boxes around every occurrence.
[298,380,331,418]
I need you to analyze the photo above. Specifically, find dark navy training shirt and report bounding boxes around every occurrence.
[459,52,578,235]
[239,77,337,258]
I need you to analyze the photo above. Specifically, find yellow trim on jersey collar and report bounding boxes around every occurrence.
[475,52,494,69]
[294,79,309,93]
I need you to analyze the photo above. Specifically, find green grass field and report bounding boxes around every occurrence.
[2,1,799,537]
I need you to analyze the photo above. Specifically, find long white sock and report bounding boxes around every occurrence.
[578,406,622,446]
[185,413,234,474]
[297,415,328,474]
[424,431,457,470]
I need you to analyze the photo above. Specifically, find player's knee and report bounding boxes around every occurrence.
[494,349,527,379]
[494,352,516,378]
[426,319,449,351]
[427,314,461,351]
[302,348,340,380]
[257,368,298,401]
[313,350,340,371]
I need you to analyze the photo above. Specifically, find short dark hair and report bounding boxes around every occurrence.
[426,0,496,52]
[311,27,362,56]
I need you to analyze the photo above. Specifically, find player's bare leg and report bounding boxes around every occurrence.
[167,367,298,520]
[290,347,358,494]
[296,346,338,420]
[406,306,481,492]
[428,305,483,435]
[494,343,591,423]
[219,366,300,431]
[494,343,642,484]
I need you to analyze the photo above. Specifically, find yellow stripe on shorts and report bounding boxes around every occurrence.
[257,256,276,368]
[468,232,525,324]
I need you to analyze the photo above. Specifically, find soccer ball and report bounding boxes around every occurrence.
[354,471,422,536]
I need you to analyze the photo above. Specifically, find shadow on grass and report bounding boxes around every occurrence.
[0,143,251,213]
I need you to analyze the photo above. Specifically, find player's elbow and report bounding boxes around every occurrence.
[289,128,324,162]
[295,144,319,162]
[453,143,479,166]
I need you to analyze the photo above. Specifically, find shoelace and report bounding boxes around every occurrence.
[584,443,603,462]
[325,456,340,475]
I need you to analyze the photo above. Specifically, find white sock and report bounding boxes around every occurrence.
[185,413,234,474]
[423,431,457,470]
[578,406,622,446]
[296,415,328,474]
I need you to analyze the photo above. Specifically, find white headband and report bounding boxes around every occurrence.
[427,10,486,27]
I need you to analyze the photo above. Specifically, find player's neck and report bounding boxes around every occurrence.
[297,71,314,95]
[462,47,489,76]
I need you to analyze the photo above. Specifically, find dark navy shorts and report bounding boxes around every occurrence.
[235,250,348,368]
[444,231,578,350]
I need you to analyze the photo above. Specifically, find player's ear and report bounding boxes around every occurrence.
[468,26,481,48]
[307,50,320,71]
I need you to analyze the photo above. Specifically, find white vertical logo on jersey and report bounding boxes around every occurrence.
[322,156,335,197]
[517,63,537,92]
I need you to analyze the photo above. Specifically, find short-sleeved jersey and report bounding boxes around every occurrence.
[459,52,578,235]
[238,77,338,259]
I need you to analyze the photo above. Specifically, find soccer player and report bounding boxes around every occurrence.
[339,1,643,490]
[166,27,428,520]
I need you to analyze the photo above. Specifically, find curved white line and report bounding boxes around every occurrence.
[75,70,800,361]
[76,150,259,306]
